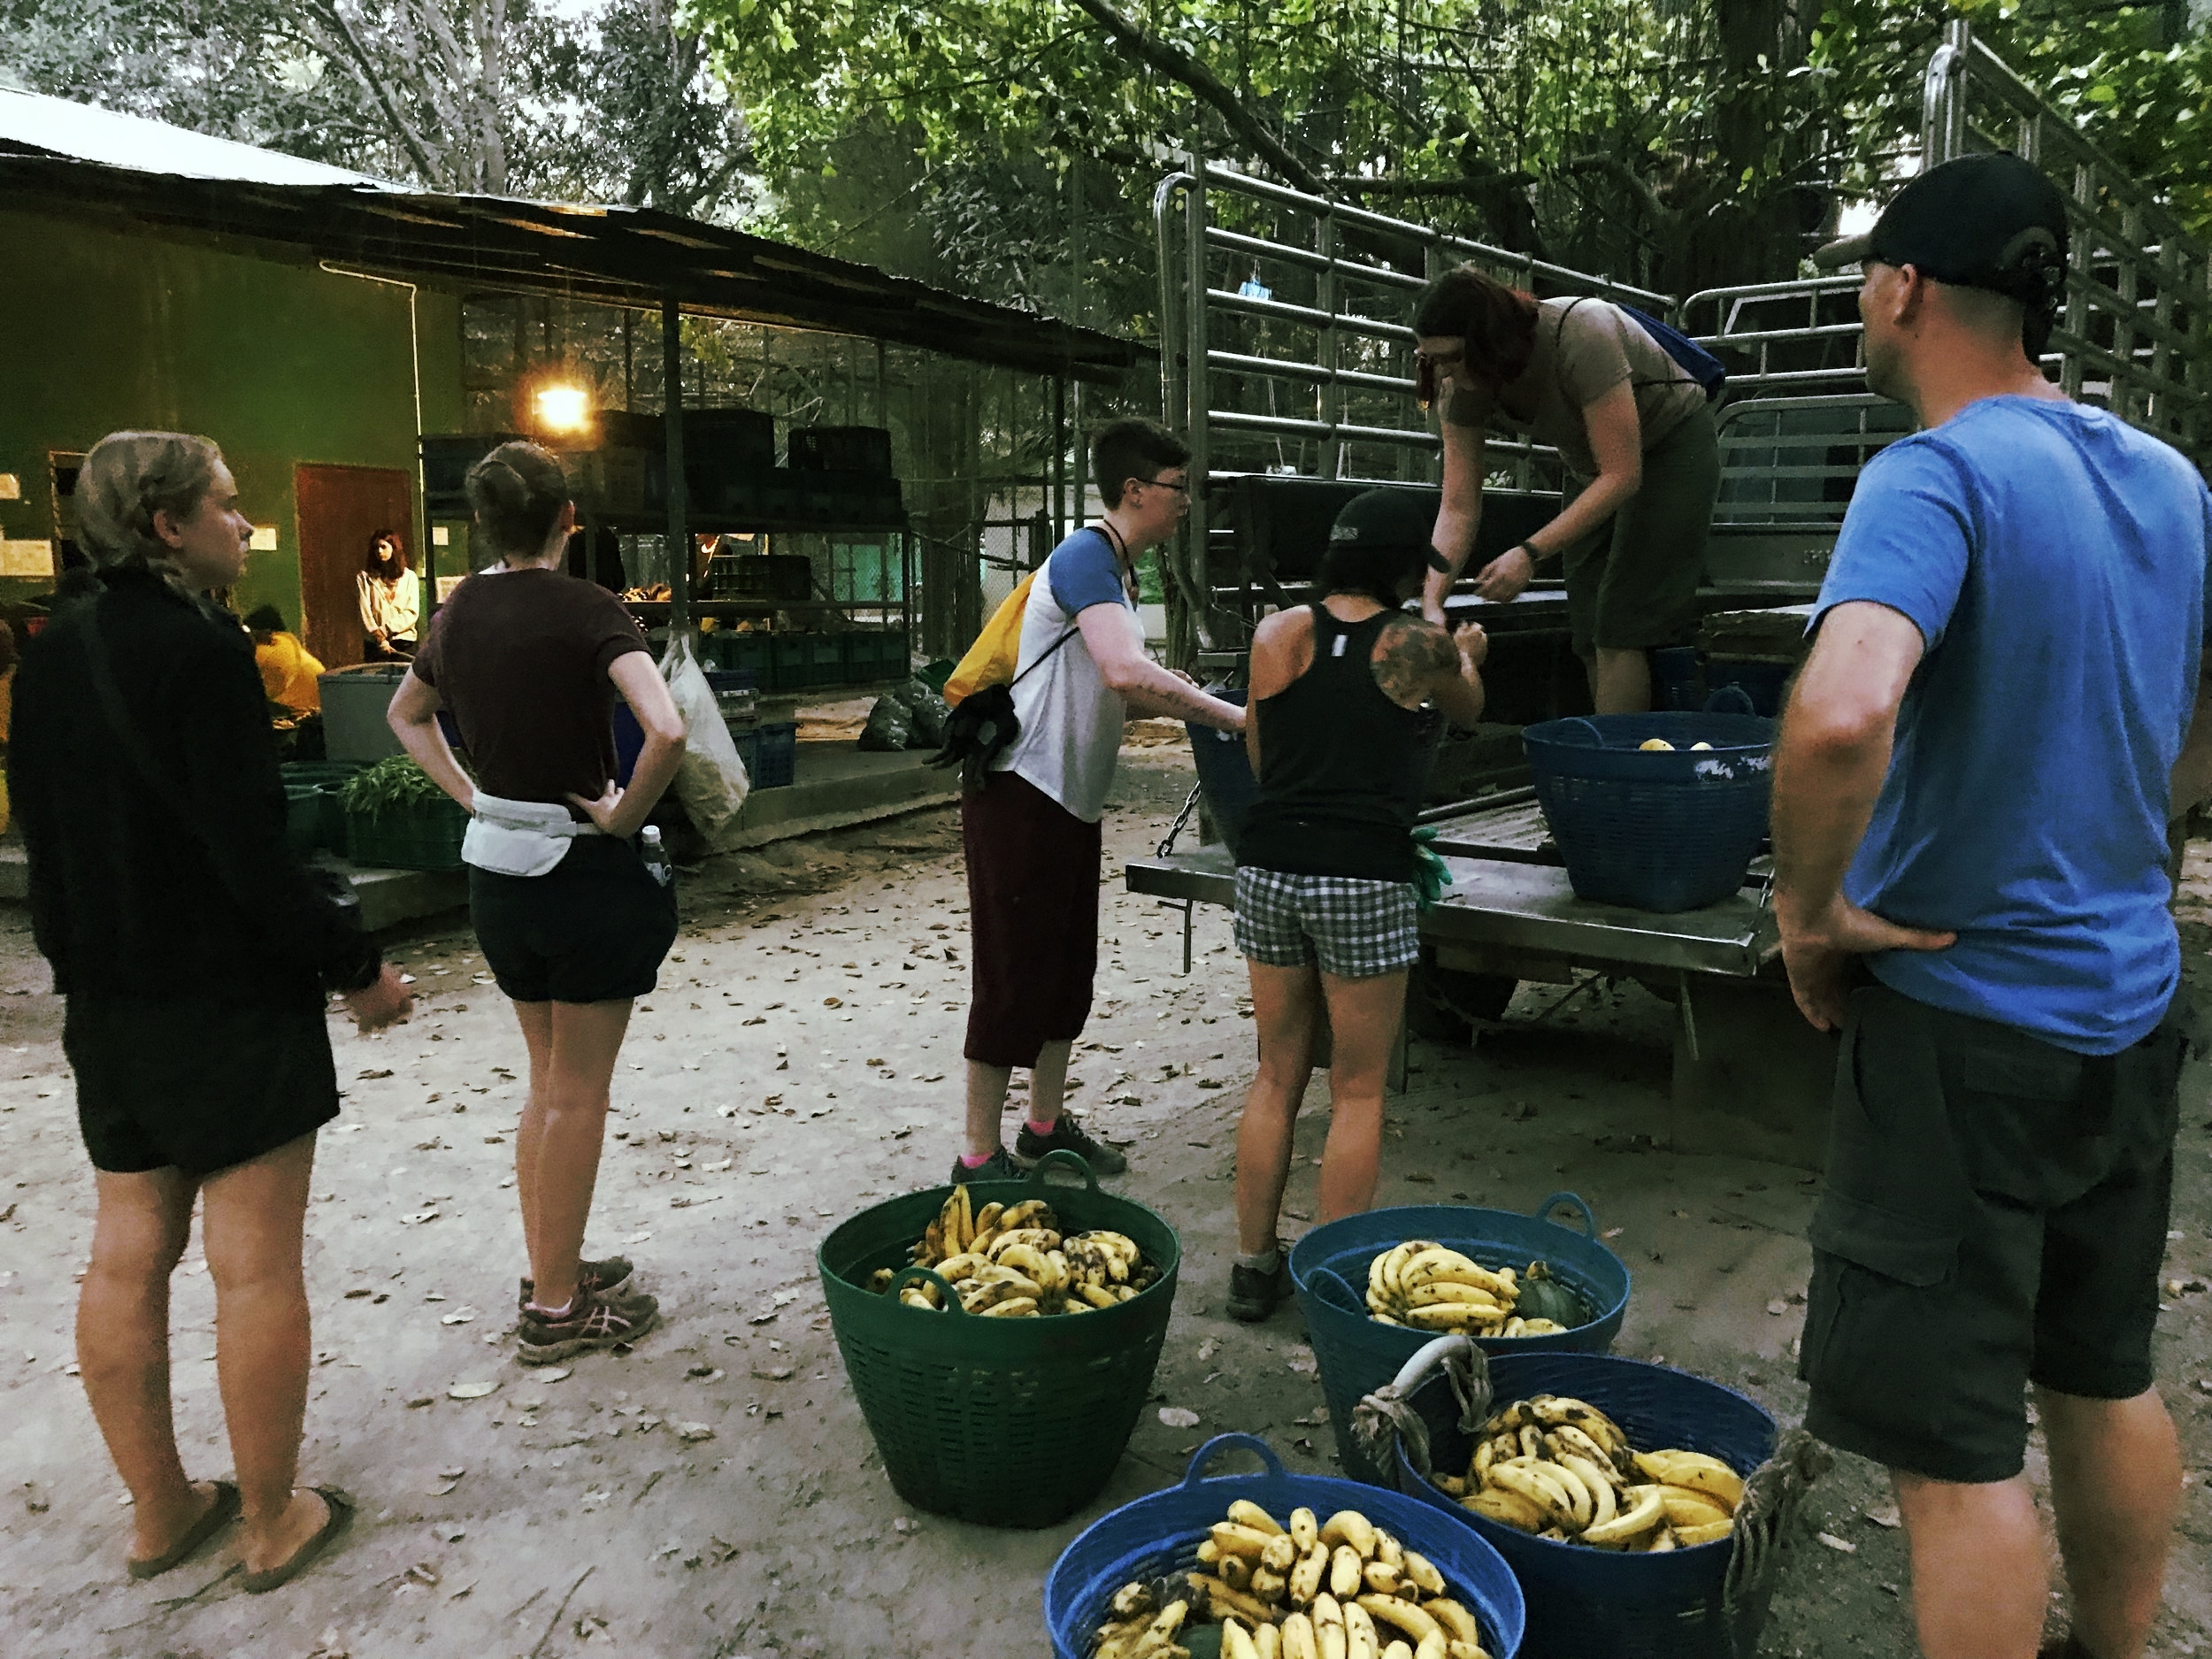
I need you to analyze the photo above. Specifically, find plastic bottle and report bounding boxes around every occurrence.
[640,825,672,887]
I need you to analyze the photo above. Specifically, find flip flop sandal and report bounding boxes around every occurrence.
[127,1480,242,1580]
[241,1486,355,1594]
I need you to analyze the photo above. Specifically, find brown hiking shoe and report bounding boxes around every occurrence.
[518,1256,634,1309]
[517,1286,660,1365]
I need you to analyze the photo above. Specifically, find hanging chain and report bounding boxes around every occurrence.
[1157,782,1204,857]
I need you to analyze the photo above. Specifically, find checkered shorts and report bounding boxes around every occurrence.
[1233,865,1420,979]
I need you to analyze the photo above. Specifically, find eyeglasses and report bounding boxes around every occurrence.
[1139,477,1191,495]
[1413,348,1465,370]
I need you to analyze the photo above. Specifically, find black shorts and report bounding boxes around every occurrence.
[469,835,678,1005]
[66,983,339,1176]
[1799,983,2181,1484]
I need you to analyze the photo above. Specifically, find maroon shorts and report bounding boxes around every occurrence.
[962,770,1103,1068]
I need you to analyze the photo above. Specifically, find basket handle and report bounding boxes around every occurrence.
[1390,1332,1479,1395]
[1702,683,1757,716]
[1533,1190,1598,1238]
[1023,1148,1102,1193]
[1312,1264,1366,1315]
[1551,718,1606,749]
[886,1264,967,1315]
[1181,1433,1287,1487]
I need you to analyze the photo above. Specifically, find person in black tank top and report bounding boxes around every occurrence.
[1226,491,1490,1322]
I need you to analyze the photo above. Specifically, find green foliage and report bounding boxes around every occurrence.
[340,756,454,816]
[688,0,2211,304]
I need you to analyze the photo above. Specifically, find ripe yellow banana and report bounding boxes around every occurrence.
[1546,1425,1621,1479]
[1658,1486,1732,1530]
[1486,1463,1579,1532]
[1421,1600,1480,1645]
[1223,1617,1262,1659]
[996,1198,1052,1231]
[1463,1486,1546,1532]
[1320,1510,1377,1558]
[1230,1499,1286,1537]
[1359,1595,1442,1647]
[1400,1549,1445,1597]
[1578,1483,1665,1548]
[1289,1507,1320,1553]
[1281,1613,1320,1659]
[1342,1601,1380,1659]
[1535,1457,1595,1528]
[1634,1450,1745,1512]
[1192,1572,1279,1630]
[1404,1281,1502,1310]
[1251,1565,1288,1604]
[1329,1543,1363,1597]
[1288,1540,1328,1605]
[1212,1522,1277,1559]
[1077,1282,1120,1310]
[1403,1304,1505,1333]
[1644,1526,1678,1553]
[1555,1453,1618,1528]
[1261,1532,1299,1574]
[1361,1560,1399,1596]
[979,1295,1038,1317]
[1256,1624,1283,1659]
[1674,1517,1734,1547]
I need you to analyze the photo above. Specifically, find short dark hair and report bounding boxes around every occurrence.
[244,604,288,634]
[465,442,570,560]
[1318,488,1431,608]
[1413,265,1540,388]
[1091,418,1190,510]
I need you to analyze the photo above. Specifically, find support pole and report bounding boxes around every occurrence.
[661,295,690,645]
[1052,373,1069,543]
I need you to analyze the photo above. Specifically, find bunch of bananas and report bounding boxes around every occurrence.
[1434,1394,1744,1551]
[1363,1242,1572,1340]
[866,1188,1157,1317]
[1093,1501,1494,1659]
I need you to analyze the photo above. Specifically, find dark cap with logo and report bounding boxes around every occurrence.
[1328,487,1435,550]
[1814,152,2069,302]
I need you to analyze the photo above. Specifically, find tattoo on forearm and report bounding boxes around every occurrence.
[1373,618,1457,706]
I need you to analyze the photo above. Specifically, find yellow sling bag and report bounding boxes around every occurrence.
[942,571,1039,707]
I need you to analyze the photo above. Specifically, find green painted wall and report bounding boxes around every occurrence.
[0,204,465,621]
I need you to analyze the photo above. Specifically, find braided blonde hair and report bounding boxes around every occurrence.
[75,432,225,596]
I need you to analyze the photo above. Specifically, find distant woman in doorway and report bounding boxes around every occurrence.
[13,430,412,1587]
[387,441,687,1366]
[358,529,419,660]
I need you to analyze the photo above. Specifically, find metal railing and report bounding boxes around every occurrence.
[1712,395,1915,525]
[1691,21,2210,465]
[1154,158,1670,648]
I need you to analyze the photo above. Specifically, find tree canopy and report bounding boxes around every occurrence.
[693,0,2212,315]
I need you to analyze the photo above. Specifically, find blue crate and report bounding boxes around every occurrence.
[754,720,797,788]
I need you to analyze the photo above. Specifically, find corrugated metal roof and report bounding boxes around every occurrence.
[0,93,1149,382]
[0,88,392,188]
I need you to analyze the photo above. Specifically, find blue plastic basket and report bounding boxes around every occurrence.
[1184,688,1256,853]
[1522,710,1774,912]
[1288,1195,1630,1486]
[1388,1348,1778,1659]
[1047,1434,1525,1659]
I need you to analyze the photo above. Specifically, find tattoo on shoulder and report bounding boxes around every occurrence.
[1373,618,1456,705]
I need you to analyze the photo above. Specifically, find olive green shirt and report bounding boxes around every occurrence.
[1443,297,1705,480]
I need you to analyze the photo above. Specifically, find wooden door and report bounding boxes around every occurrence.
[296,465,413,669]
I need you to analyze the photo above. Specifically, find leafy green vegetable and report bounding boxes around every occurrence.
[340,757,457,817]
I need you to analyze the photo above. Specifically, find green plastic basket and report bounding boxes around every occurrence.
[342,796,469,872]
[818,1150,1181,1528]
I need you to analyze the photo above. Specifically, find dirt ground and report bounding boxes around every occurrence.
[1,747,2208,1658]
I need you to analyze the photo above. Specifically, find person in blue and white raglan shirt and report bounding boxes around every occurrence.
[951,419,1246,1186]
[1772,153,2212,1659]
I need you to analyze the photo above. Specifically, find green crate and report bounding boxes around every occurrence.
[283,786,323,861]
[280,761,365,853]
[805,635,845,687]
[343,796,470,872]
[772,634,813,692]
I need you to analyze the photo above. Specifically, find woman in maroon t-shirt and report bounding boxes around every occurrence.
[388,441,687,1365]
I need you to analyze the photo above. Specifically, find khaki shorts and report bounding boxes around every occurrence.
[1562,401,1720,657]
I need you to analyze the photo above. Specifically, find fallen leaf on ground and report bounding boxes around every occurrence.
[1816,1532,1857,1554]
[675,1422,716,1441]
[447,1380,499,1401]
[1158,1406,1201,1428]
[1864,1505,1901,1528]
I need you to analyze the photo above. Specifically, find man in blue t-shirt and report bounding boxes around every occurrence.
[1775,153,2212,1659]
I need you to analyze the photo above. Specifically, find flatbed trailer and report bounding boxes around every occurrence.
[1133,20,2211,1164]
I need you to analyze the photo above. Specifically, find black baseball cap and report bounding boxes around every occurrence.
[1328,488,1433,550]
[1814,152,2069,299]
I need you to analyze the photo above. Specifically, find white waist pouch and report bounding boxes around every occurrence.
[462,793,600,878]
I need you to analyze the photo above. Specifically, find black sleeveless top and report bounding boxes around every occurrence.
[1236,604,1432,883]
